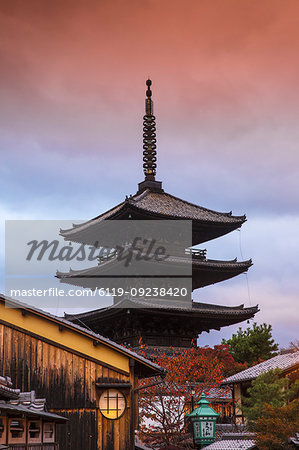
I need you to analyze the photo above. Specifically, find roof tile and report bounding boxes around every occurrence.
[203,440,256,449]
[223,351,299,384]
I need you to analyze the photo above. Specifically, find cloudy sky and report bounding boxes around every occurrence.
[1,0,298,348]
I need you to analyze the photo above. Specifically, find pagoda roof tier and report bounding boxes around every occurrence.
[192,257,251,288]
[56,254,252,290]
[65,299,259,349]
[60,189,246,246]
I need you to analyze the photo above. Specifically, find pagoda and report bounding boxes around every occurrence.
[58,79,258,351]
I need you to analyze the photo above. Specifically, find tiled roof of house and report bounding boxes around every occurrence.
[10,390,46,413]
[0,382,66,423]
[0,376,20,399]
[0,401,67,422]
[222,351,299,384]
[205,387,232,400]
[203,440,256,449]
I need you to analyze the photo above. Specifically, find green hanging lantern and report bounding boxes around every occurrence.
[187,392,220,448]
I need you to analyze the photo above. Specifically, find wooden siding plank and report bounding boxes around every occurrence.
[0,322,137,450]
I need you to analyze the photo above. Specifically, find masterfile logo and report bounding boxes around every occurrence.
[5,219,192,310]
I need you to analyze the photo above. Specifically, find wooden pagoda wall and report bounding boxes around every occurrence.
[0,321,138,450]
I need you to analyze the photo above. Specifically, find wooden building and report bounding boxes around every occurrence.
[222,351,299,424]
[0,375,66,449]
[0,295,164,449]
[58,79,258,352]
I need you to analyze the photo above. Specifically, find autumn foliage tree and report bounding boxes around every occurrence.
[254,400,299,450]
[138,344,246,447]
[243,369,299,449]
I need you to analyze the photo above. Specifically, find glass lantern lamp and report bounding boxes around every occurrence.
[188,392,220,448]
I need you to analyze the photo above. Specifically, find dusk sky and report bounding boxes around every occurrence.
[1,0,298,347]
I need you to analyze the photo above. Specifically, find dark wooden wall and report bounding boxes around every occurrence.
[0,322,136,450]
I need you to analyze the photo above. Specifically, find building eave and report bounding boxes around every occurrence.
[0,294,165,379]
[222,351,299,385]
[60,189,246,246]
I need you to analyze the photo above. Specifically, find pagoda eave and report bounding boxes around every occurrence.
[192,258,252,288]
[60,190,246,246]
[65,300,259,349]
[56,256,252,291]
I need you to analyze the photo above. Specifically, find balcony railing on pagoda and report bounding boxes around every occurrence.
[185,248,207,260]
[97,249,118,265]
[97,247,208,265]
[96,247,207,262]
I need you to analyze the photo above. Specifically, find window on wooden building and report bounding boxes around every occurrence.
[43,422,55,443]
[0,417,7,444]
[99,389,126,420]
[8,418,25,443]
[0,418,4,437]
[28,420,42,443]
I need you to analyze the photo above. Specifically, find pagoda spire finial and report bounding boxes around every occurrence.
[143,78,157,181]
